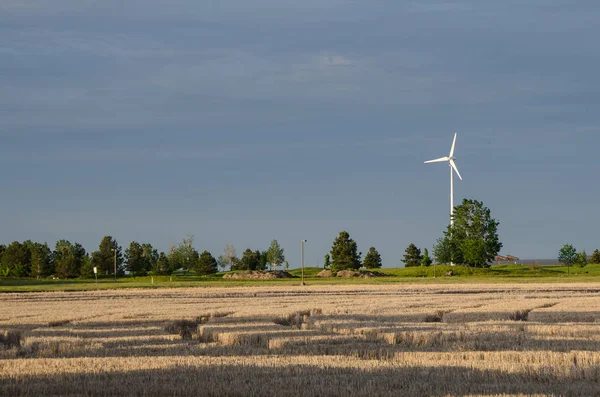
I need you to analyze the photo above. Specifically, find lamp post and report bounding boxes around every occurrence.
[111,248,117,282]
[301,240,307,286]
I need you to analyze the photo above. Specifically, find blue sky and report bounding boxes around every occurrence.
[1,1,599,266]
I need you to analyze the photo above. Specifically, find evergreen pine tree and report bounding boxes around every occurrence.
[363,247,382,269]
[402,243,422,267]
[196,250,219,275]
[330,231,361,272]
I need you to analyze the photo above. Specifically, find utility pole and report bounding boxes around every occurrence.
[301,240,307,286]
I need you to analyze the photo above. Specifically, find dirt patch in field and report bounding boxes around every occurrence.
[223,271,294,280]
[316,270,333,278]
[334,270,388,278]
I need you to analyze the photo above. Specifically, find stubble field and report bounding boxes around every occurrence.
[1,283,600,396]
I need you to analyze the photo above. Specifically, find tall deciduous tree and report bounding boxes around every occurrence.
[266,240,285,271]
[195,250,219,275]
[142,244,158,273]
[125,241,147,276]
[0,241,32,277]
[236,249,261,271]
[53,241,87,278]
[433,237,453,265]
[153,252,172,275]
[434,199,502,267]
[330,231,361,272]
[79,255,95,278]
[221,244,237,271]
[363,247,382,269]
[29,242,52,278]
[558,243,577,275]
[169,235,199,274]
[402,244,422,267]
[91,236,123,276]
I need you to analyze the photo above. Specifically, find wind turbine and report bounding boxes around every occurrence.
[424,132,463,228]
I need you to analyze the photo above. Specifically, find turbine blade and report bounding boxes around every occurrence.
[450,159,462,180]
[449,132,458,157]
[424,157,449,164]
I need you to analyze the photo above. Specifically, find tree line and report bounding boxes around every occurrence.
[0,236,287,278]
[2,199,598,278]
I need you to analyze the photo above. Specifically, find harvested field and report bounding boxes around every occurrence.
[1,283,600,396]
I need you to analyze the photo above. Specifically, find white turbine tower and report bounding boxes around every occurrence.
[424,132,463,228]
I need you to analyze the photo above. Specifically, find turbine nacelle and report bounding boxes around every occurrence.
[424,132,462,180]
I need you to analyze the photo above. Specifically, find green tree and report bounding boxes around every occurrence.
[421,248,433,267]
[324,254,330,269]
[237,249,261,271]
[434,199,502,267]
[91,236,123,276]
[220,244,237,271]
[363,247,382,269]
[29,242,52,278]
[330,231,361,272]
[259,251,268,271]
[79,255,94,278]
[576,250,588,268]
[461,239,488,268]
[433,237,453,265]
[168,235,199,274]
[195,250,219,275]
[231,257,242,270]
[54,240,75,278]
[590,249,600,265]
[0,244,5,276]
[153,252,172,275]
[558,243,577,275]
[125,241,147,276]
[256,250,267,270]
[0,241,32,277]
[402,243,422,267]
[142,244,158,273]
[285,261,290,270]
[266,240,285,271]
[53,241,86,278]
